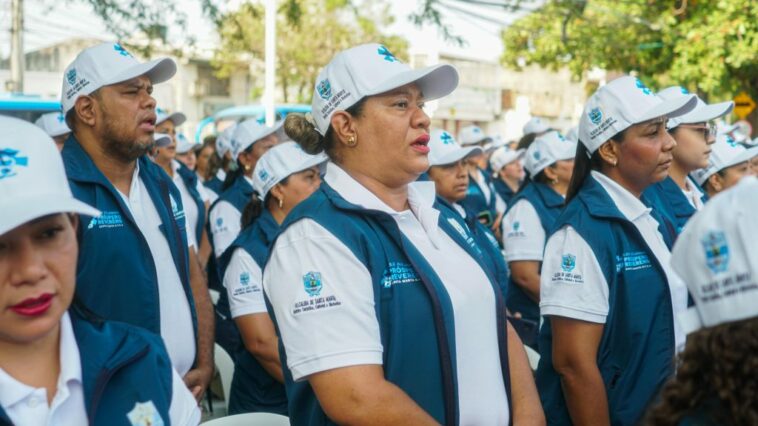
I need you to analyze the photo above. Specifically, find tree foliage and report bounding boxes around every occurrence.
[501,0,758,101]
[210,0,408,103]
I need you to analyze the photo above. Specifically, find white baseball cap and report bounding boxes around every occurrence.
[427,129,483,167]
[216,124,237,158]
[490,146,525,173]
[34,112,71,138]
[691,131,758,186]
[0,116,100,236]
[311,43,459,136]
[523,117,550,136]
[671,176,758,334]
[231,119,287,159]
[564,126,579,144]
[61,42,176,114]
[657,86,734,129]
[154,132,172,148]
[458,125,491,146]
[578,76,697,153]
[156,107,187,127]
[524,131,577,177]
[252,141,328,200]
[176,133,196,154]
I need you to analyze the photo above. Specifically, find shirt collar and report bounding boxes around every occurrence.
[243,175,254,188]
[591,171,651,221]
[216,169,227,181]
[171,160,181,175]
[324,162,442,243]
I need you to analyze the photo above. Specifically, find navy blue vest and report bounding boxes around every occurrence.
[0,312,173,426]
[176,162,207,244]
[61,135,198,339]
[460,168,498,226]
[492,178,517,207]
[266,182,513,426]
[204,175,224,197]
[643,176,699,236]
[218,210,287,415]
[535,175,676,426]
[504,182,564,322]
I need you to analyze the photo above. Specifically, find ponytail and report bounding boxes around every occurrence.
[222,161,244,191]
[566,129,627,204]
[240,194,265,229]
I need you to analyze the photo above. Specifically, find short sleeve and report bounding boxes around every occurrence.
[539,225,609,324]
[263,219,383,381]
[168,368,201,426]
[223,248,267,318]
[502,199,546,261]
[185,224,196,249]
[209,201,241,258]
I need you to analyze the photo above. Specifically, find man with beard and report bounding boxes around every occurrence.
[58,42,214,402]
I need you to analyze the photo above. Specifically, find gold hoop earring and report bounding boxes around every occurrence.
[346,135,357,147]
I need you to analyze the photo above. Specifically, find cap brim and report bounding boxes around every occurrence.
[1,194,100,236]
[106,57,177,88]
[368,64,459,102]
[430,146,483,167]
[158,112,187,127]
[637,94,698,124]
[727,146,758,169]
[674,101,735,127]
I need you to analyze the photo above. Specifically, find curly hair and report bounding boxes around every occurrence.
[645,317,758,426]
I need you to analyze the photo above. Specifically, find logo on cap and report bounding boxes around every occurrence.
[377,45,398,63]
[0,148,29,180]
[114,43,133,58]
[635,78,652,95]
[726,136,738,147]
[702,231,730,274]
[303,271,323,297]
[258,168,270,182]
[533,150,541,161]
[589,107,603,125]
[561,254,576,272]
[440,132,454,145]
[57,113,65,123]
[66,68,77,86]
[317,79,332,100]
[680,86,689,94]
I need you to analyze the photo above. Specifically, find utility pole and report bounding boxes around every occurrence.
[264,0,276,126]
[9,0,24,93]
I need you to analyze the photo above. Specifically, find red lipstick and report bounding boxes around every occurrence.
[10,293,54,317]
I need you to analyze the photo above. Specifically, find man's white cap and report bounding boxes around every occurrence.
[490,146,525,172]
[216,124,237,158]
[427,129,483,167]
[0,116,100,236]
[671,176,758,335]
[34,112,71,138]
[458,125,491,146]
[578,76,697,153]
[657,86,734,129]
[524,131,576,177]
[231,119,287,159]
[523,117,550,136]
[154,132,172,148]
[156,107,187,127]
[176,133,196,154]
[311,43,459,136]
[691,131,758,186]
[61,42,176,114]
[252,141,328,200]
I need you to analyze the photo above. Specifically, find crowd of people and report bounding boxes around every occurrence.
[1,40,757,426]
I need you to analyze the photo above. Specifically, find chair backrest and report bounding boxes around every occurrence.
[524,344,541,372]
[214,343,235,410]
[201,412,290,426]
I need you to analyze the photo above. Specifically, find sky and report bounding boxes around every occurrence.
[0,0,534,62]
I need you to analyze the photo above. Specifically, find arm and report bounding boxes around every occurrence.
[183,247,215,402]
[551,316,608,426]
[309,365,439,426]
[234,313,284,383]
[506,321,545,425]
[508,261,541,303]
[196,200,212,268]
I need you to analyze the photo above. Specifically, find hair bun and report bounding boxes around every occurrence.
[284,114,324,155]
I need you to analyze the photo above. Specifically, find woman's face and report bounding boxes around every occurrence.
[240,134,280,176]
[176,150,197,171]
[0,214,77,346]
[672,123,714,171]
[153,138,176,165]
[500,159,524,181]
[428,160,470,203]
[196,146,215,178]
[612,118,676,190]
[550,159,575,186]
[275,166,322,213]
[719,161,753,191]
[347,83,431,186]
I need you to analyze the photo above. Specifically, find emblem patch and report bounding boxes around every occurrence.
[0,148,28,180]
[303,271,323,296]
[126,401,164,426]
[702,231,729,274]
[561,254,576,272]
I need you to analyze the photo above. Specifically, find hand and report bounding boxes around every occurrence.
[183,365,214,403]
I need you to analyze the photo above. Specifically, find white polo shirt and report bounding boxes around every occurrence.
[117,164,196,377]
[0,313,200,426]
[209,175,253,258]
[204,169,227,204]
[172,160,210,248]
[223,249,267,319]
[263,163,509,425]
[540,172,689,350]
[682,176,705,210]
[501,199,546,262]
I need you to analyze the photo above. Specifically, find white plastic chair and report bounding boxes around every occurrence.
[524,345,541,372]
[201,412,290,426]
[214,343,235,411]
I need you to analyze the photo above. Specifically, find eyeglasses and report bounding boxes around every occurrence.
[678,123,717,139]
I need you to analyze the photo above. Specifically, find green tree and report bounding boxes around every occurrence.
[500,0,758,108]
[210,0,408,103]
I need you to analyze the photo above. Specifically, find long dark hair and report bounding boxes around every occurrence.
[565,129,627,203]
[239,176,290,229]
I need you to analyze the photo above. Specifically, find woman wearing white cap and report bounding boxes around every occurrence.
[642,87,733,233]
[217,142,327,415]
[691,132,757,199]
[490,146,525,206]
[535,76,698,426]
[500,131,575,340]
[266,43,543,426]
[457,125,505,230]
[0,117,200,426]
[175,133,199,171]
[646,177,758,425]
[204,124,237,202]
[34,112,71,151]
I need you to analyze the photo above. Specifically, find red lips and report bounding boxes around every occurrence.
[411,134,431,154]
[10,293,54,317]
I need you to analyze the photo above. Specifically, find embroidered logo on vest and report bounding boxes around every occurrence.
[86,211,124,230]
[382,262,421,288]
[126,401,164,426]
[615,251,652,272]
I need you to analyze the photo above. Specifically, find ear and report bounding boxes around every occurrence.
[75,95,98,127]
[708,174,723,192]
[68,213,79,232]
[330,110,358,146]
[269,183,285,203]
[597,140,619,166]
[543,165,559,181]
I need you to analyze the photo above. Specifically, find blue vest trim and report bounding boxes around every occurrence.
[176,162,207,244]
[643,176,695,237]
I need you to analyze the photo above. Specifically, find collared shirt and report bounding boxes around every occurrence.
[263,162,508,425]
[224,249,267,318]
[0,314,201,426]
[682,176,705,210]
[502,199,547,262]
[540,172,689,349]
[209,175,254,258]
[116,163,196,377]
[171,160,209,248]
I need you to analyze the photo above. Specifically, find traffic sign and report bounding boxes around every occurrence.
[733,92,756,119]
